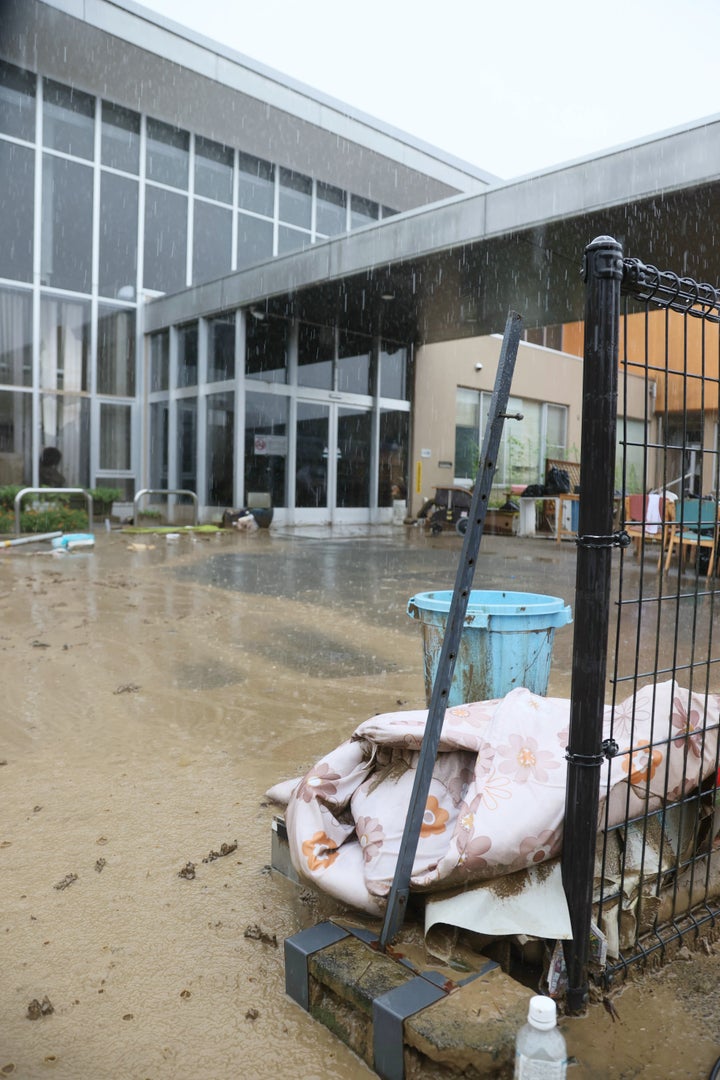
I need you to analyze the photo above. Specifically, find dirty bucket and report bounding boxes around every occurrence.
[407,590,572,707]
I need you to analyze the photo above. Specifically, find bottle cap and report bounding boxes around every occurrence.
[528,995,557,1030]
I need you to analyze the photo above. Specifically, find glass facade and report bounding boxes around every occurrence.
[0,55,411,512]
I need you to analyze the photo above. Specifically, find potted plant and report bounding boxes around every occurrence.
[88,487,122,521]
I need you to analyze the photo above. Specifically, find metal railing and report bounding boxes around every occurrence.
[14,488,94,535]
[132,488,198,527]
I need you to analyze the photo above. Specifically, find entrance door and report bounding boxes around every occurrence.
[294,401,372,522]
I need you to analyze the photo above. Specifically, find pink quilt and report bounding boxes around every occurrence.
[267,681,720,915]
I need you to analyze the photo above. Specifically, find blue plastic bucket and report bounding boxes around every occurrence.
[407,590,572,706]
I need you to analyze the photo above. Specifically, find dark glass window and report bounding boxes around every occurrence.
[41,155,93,292]
[99,172,138,299]
[150,331,169,392]
[150,401,169,489]
[177,323,198,388]
[381,206,399,218]
[298,323,333,390]
[177,397,197,493]
[378,409,409,506]
[316,182,346,236]
[207,315,235,382]
[146,118,189,189]
[101,101,140,173]
[0,142,34,282]
[192,201,232,284]
[195,136,233,203]
[245,391,287,508]
[338,331,371,395]
[0,286,32,387]
[0,388,32,481]
[245,316,287,384]
[206,390,234,506]
[237,151,274,216]
[143,187,187,294]
[99,403,131,470]
[279,167,312,229]
[277,226,311,256]
[237,213,273,270]
[350,194,379,229]
[0,60,35,141]
[380,343,408,400]
[97,306,135,396]
[40,296,91,392]
[43,78,94,159]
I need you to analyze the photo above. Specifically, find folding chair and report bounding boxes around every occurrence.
[623,493,674,565]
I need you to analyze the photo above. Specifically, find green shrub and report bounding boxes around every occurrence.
[88,487,122,504]
[0,506,90,534]
[0,485,23,511]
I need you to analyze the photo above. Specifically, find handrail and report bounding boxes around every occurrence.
[133,488,198,527]
[14,488,94,535]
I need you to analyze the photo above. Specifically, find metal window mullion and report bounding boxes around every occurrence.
[230,148,239,272]
[90,94,101,485]
[234,309,245,507]
[195,317,208,506]
[32,71,43,486]
[186,133,195,287]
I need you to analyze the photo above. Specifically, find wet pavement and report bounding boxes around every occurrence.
[1,522,719,1078]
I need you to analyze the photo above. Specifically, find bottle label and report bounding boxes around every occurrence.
[516,1053,566,1079]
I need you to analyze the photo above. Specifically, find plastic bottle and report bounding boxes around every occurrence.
[514,995,567,1079]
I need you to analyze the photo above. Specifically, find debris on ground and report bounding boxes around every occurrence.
[27,997,54,1020]
[95,858,106,873]
[245,1008,260,1021]
[202,841,237,863]
[113,683,140,695]
[178,862,196,880]
[244,924,277,947]
[53,873,78,891]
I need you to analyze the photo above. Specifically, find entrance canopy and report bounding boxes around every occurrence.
[145,114,720,342]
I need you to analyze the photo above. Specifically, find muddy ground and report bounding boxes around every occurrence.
[1,526,719,1078]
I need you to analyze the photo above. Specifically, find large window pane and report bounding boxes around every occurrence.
[100,402,131,469]
[337,331,371,395]
[206,390,234,507]
[0,389,32,485]
[150,330,169,392]
[295,401,328,508]
[97,306,135,396]
[454,387,480,480]
[245,392,288,508]
[245,316,287,383]
[99,172,138,299]
[380,343,408,400]
[378,408,408,506]
[237,213,273,270]
[177,323,198,388]
[277,226,311,256]
[40,393,90,488]
[192,201,232,284]
[546,403,568,460]
[0,287,32,388]
[146,118,188,189]
[101,101,140,174]
[150,401,168,489]
[41,155,93,292]
[40,296,90,392]
[143,186,187,294]
[279,167,311,229]
[237,151,274,216]
[43,78,94,159]
[316,181,346,236]
[195,136,232,203]
[0,60,35,141]
[208,315,235,382]
[337,407,371,508]
[298,322,333,390]
[177,397,197,493]
[0,142,34,282]
[351,194,379,229]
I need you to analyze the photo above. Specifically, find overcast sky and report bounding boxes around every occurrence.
[139,0,720,179]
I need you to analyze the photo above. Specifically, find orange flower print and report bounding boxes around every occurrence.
[497,734,559,784]
[478,769,513,810]
[301,830,339,872]
[621,746,663,787]
[420,795,449,837]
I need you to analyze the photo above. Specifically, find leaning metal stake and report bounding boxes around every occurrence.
[379,309,523,950]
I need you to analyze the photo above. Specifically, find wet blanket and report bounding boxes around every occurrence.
[267,681,720,914]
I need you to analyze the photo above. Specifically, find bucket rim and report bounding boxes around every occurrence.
[407,589,570,618]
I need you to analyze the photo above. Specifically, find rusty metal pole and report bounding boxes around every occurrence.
[561,236,624,1013]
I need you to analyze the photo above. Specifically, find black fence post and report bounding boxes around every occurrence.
[561,236,623,1012]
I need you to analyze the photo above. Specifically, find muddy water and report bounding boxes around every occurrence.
[1,527,719,1079]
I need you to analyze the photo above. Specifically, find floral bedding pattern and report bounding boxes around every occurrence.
[267,681,720,915]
